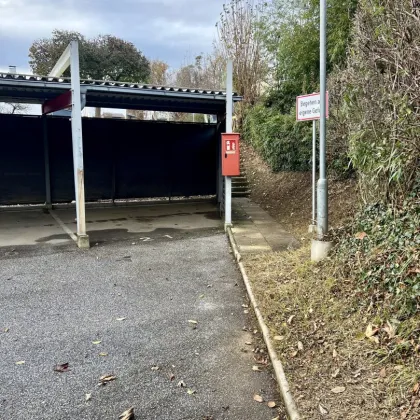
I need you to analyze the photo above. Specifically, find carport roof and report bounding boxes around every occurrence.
[0,72,242,114]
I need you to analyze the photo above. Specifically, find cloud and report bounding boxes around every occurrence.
[0,0,225,69]
[0,0,105,38]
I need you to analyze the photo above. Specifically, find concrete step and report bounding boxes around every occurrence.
[232,180,249,187]
[232,190,251,197]
[232,176,248,182]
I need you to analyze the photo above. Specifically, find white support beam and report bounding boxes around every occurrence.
[224,59,233,227]
[69,41,89,248]
[49,43,71,77]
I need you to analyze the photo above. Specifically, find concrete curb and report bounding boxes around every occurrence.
[227,227,301,420]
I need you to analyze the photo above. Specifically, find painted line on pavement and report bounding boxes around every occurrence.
[49,210,77,242]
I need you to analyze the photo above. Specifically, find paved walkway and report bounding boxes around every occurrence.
[232,198,299,255]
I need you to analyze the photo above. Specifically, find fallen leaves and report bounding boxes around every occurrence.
[319,403,329,415]
[92,340,102,345]
[331,386,346,394]
[273,335,284,341]
[287,315,295,325]
[252,365,261,372]
[119,407,135,420]
[355,231,367,240]
[383,321,396,339]
[151,366,159,371]
[54,363,70,373]
[297,341,304,351]
[267,401,276,408]
[15,361,25,365]
[365,324,380,344]
[253,394,264,403]
[99,374,117,386]
[188,320,198,325]
[187,389,196,395]
[99,352,108,357]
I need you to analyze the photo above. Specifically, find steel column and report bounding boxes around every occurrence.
[70,41,89,247]
[317,0,328,238]
[225,60,233,226]
[42,115,52,208]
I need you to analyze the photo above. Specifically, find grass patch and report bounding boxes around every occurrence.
[244,245,420,420]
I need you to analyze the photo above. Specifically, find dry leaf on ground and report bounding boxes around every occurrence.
[99,352,108,357]
[319,403,329,415]
[331,386,346,394]
[365,323,379,338]
[355,231,367,240]
[15,361,25,365]
[297,341,304,351]
[151,366,159,371]
[273,335,284,341]
[188,320,198,325]
[54,363,70,372]
[253,394,264,403]
[383,321,396,339]
[187,389,196,395]
[99,374,117,385]
[267,401,276,408]
[119,407,134,420]
[287,315,295,324]
[92,340,102,345]
[252,365,261,371]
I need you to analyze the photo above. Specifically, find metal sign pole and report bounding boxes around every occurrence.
[312,119,316,225]
[317,0,328,239]
[225,59,233,226]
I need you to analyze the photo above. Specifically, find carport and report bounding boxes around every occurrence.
[0,42,240,248]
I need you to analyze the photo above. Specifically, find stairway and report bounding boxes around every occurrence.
[232,161,250,197]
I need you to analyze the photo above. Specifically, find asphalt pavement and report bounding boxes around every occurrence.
[0,232,280,419]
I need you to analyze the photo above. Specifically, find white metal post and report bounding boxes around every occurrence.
[225,60,233,226]
[317,0,328,239]
[312,119,316,224]
[70,41,89,248]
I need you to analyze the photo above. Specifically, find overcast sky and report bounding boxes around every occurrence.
[0,0,226,74]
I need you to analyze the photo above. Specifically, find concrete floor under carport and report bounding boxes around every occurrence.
[0,201,223,250]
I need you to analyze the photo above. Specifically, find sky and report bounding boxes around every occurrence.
[0,0,226,74]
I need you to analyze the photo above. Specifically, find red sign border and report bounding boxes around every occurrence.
[296,92,329,121]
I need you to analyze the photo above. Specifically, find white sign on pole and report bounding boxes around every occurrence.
[296,92,329,121]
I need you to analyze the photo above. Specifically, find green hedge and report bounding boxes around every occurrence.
[243,104,312,172]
